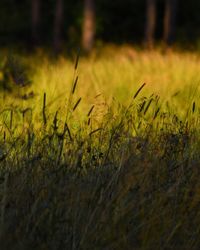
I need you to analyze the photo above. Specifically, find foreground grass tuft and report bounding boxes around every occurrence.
[0,48,200,249]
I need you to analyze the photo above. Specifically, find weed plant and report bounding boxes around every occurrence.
[0,48,200,249]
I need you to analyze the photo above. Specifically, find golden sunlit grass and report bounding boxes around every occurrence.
[1,46,200,116]
[0,46,200,249]
[34,46,200,100]
[28,47,200,115]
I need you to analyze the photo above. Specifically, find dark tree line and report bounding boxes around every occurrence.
[82,0,96,53]
[145,0,178,48]
[31,0,40,45]
[1,0,200,52]
[30,0,96,53]
[30,0,177,53]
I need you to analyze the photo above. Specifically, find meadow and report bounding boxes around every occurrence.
[1,46,200,249]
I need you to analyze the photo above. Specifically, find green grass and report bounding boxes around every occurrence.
[1,46,200,249]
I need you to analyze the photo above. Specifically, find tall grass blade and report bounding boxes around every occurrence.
[87,105,95,117]
[10,110,13,130]
[74,49,80,71]
[42,93,47,126]
[192,101,195,113]
[73,97,82,111]
[72,76,78,94]
[65,123,73,142]
[139,101,146,113]
[3,132,6,143]
[53,111,59,131]
[144,98,153,115]
[133,83,146,99]
[89,128,102,136]
[153,107,160,120]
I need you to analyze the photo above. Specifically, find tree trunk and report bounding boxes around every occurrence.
[163,0,178,47]
[144,0,157,49]
[31,0,40,46]
[82,0,96,53]
[53,0,64,53]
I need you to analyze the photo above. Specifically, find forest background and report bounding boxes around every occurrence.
[0,0,199,53]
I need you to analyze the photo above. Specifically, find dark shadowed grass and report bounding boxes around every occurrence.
[0,84,200,250]
[1,49,200,249]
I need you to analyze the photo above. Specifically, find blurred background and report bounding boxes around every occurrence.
[0,0,200,53]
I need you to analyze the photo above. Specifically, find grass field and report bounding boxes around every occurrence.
[1,46,200,249]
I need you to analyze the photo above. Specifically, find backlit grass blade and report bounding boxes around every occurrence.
[73,97,82,111]
[133,83,146,99]
[87,105,95,117]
